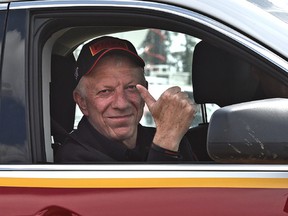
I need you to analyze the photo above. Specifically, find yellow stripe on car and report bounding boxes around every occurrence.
[0,177,287,189]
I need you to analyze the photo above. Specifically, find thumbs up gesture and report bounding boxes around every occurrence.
[136,84,196,151]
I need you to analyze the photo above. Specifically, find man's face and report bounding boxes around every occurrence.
[78,55,145,145]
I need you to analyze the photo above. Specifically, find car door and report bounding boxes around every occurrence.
[0,0,287,215]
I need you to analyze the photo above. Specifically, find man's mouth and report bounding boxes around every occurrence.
[108,114,133,122]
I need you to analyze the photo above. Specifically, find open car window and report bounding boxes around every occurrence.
[25,1,288,164]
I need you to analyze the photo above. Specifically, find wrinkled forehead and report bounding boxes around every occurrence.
[86,53,146,83]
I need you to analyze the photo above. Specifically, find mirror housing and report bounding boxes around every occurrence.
[207,98,288,163]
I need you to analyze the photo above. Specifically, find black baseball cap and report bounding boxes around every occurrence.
[74,36,145,83]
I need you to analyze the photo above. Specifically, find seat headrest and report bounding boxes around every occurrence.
[192,41,259,107]
[51,54,77,136]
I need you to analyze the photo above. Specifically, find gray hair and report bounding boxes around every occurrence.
[74,76,88,98]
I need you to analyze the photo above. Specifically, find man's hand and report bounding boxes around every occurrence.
[136,84,196,151]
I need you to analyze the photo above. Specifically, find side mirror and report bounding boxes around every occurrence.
[207,98,288,163]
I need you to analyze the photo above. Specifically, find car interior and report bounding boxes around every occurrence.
[36,13,288,164]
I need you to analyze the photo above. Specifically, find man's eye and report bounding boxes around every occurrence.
[97,89,113,96]
[126,85,137,91]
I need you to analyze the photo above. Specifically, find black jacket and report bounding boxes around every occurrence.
[55,116,196,163]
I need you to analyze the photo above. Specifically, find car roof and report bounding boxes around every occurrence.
[7,0,288,59]
[155,0,288,59]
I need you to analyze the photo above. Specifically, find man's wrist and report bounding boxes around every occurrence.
[151,143,181,158]
[152,133,181,151]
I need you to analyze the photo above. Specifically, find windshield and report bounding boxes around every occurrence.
[248,0,288,23]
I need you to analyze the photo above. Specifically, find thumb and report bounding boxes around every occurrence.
[136,84,156,109]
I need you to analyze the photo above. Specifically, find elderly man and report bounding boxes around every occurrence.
[55,36,197,163]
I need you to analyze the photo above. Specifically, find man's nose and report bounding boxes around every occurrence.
[111,89,130,109]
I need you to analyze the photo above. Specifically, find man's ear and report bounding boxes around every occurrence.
[73,91,88,116]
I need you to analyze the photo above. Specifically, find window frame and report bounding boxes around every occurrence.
[27,0,288,164]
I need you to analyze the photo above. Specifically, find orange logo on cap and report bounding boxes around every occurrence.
[89,39,129,56]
